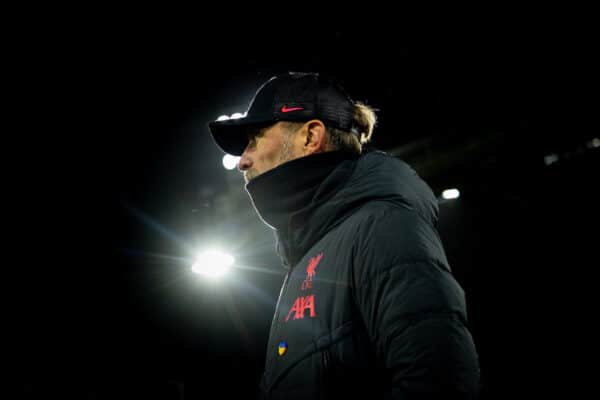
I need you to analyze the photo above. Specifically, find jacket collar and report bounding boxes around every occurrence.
[245,151,358,267]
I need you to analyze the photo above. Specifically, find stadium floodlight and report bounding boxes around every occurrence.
[191,249,235,278]
[441,188,460,200]
[222,154,241,170]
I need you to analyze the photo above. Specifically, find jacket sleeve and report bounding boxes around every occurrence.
[352,205,481,399]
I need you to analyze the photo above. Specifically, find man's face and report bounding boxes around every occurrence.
[238,122,303,184]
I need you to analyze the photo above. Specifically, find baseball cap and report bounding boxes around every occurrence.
[208,72,357,156]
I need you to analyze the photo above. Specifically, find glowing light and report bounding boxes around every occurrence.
[191,249,234,278]
[222,154,240,170]
[544,154,559,166]
[442,188,460,200]
[216,112,246,122]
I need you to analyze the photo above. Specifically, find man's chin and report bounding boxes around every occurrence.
[244,172,257,184]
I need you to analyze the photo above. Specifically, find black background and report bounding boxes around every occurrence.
[10,14,598,399]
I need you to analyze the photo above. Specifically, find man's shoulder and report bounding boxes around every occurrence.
[347,201,443,263]
[348,199,416,226]
[330,200,420,251]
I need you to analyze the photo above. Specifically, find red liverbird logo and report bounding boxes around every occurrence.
[306,252,323,279]
[301,252,323,291]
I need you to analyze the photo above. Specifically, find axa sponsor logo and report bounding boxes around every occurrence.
[285,294,316,321]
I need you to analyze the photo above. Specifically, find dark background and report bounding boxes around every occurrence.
[11,16,598,399]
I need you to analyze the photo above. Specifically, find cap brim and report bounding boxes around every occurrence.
[208,116,273,156]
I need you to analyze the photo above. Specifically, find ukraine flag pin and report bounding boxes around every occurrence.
[278,341,288,356]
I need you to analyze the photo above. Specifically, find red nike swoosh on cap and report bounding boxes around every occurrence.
[281,105,304,113]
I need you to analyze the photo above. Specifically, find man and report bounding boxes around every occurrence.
[208,72,481,399]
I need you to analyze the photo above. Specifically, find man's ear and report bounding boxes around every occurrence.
[302,120,327,155]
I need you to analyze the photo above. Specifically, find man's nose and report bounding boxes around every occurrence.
[237,150,252,172]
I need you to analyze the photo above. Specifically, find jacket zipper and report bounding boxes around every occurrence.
[273,270,292,328]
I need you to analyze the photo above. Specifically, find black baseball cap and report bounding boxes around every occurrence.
[208,72,357,156]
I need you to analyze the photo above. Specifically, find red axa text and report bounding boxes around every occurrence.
[284,294,316,322]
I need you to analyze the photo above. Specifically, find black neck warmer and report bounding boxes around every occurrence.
[245,151,356,232]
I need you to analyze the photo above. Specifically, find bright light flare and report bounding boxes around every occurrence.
[191,249,235,278]
[215,112,247,122]
[442,188,460,200]
[222,154,241,170]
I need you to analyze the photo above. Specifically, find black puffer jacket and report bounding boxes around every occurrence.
[246,149,480,400]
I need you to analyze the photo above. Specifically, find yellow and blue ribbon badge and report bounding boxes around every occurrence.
[278,341,288,356]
